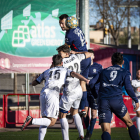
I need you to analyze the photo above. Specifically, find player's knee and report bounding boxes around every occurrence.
[125,119,133,127]
[102,128,111,134]
[136,111,140,117]
[49,119,57,126]
[91,113,97,119]
[91,110,97,118]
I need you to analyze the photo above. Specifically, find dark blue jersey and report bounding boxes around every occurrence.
[87,62,102,97]
[97,65,138,103]
[65,26,87,52]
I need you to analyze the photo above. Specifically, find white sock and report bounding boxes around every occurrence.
[132,116,137,122]
[38,126,47,140]
[73,113,84,137]
[136,117,140,134]
[60,118,69,140]
[32,118,51,126]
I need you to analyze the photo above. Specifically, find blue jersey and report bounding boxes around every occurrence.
[65,26,87,52]
[87,62,102,97]
[98,65,138,103]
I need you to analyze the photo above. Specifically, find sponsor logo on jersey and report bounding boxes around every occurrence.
[93,69,96,73]
[103,83,118,87]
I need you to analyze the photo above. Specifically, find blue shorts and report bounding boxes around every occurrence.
[98,99,127,125]
[80,57,91,78]
[85,94,98,110]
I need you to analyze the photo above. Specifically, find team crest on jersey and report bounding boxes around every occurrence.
[93,69,96,73]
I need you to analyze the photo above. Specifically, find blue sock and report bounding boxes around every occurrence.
[101,132,111,140]
[128,125,139,140]
[84,116,89,129]
[89,118,96,134]
[79,91,87,109]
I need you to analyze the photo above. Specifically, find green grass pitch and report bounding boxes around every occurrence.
[0,127,133,140]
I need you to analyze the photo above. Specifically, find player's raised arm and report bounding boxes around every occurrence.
[124,71,139,105]
[70,71,90,85]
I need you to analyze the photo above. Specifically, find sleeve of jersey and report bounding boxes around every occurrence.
[36,72,45,84]
[124,71,138,103]
[66,69,73,77]
[75,54,86,62]
[89,73,100,89]
[89,67,103,89]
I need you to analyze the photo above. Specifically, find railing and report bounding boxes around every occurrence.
[3,93,74,127]
[5,93,40,124]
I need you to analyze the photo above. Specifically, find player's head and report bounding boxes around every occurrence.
[136,69,140,80]
[59,14,69,31]
[88,49,95,60]
[111,52,124,66]
[56,44,70,58]
[52,54,63,67]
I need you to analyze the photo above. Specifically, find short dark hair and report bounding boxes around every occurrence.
[88,49,94,54]
[111,52,123,65]
[52,54,62,66]
[56,44,70,53]
[59,14,68,20]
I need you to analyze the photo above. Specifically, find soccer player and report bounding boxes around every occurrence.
[89,52,139,140]
[56,44,92,140]
[59,14,91,115]
[83,49,102,140]
[21,54,90,140]
[131,69,140,135]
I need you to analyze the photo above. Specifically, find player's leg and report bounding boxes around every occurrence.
[79,80,87,116]
[136,111,140,134]
[38,126,47,140]
[133,99,140,134]
[59,111,69,140]
[71,108,84,140]
[38,93,50,140]
[83,106,90,130]
[111,99,139,140]
[101,123,111,140]
[59,92,74,140]
[120,111,139,140]
[85,95,98,140]
[83,94,90,130]
[71,87,84,140]
[22,93,58,140]
[38,116,57,140]
[85,109,97,140]
[98,99,112,140]
[79,58,91,116]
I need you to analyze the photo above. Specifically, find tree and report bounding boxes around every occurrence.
[119,29,139,45]
[90,0,139,46]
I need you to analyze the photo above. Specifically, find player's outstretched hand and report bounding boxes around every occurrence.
[86,80,90,85]
[35,75,40,80]
[134,102,139,112]
[70,50,76,54]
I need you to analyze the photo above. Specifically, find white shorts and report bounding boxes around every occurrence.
[132,99,140,111]
[40,89,59,119]
[59,85,82,111]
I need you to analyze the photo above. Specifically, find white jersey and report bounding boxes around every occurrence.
[63,54,85,94]
[131,79,140,97]
[36,66,72,98]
